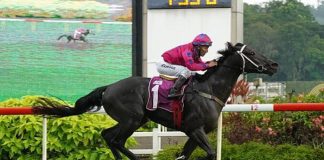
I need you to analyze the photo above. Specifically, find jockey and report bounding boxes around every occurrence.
[156,33,218,98]
[73,28,90,40]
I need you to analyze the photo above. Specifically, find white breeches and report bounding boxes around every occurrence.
[156,61,196,79]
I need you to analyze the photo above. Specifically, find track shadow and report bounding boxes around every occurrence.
[54,42,95,50]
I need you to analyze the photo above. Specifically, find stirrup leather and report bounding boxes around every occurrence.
[168,88,183,98]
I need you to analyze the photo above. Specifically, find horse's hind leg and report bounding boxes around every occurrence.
[112,119,145,160]
[119,118,148,145]
[102,120,145,160]
[101,125,122,160]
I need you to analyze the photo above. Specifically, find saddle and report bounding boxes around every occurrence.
[146,75,190,128]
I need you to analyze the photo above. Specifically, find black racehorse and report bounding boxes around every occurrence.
[57,30,92,43]
[33,42,278,160]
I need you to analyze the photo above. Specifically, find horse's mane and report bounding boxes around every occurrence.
[194,66,217,82]
[194,42,239,82]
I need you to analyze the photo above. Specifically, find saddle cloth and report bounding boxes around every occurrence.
[146,76,185,112]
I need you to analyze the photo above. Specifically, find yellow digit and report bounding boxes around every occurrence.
[206,0,217,5]
[169,0,173,5]
[190,0,200,5]
[178,0,189,6]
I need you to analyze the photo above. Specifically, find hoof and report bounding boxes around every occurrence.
[176,155,186,160]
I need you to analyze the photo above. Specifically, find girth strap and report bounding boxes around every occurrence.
[194,90,225,106]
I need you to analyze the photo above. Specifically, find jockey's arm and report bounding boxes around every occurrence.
[182,51,208,71]
[206,60,218,67]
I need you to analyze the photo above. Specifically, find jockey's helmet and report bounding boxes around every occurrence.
[192,33,212,46]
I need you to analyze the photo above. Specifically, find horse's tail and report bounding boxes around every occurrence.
[57,34,68,40]
[33,86,108,117]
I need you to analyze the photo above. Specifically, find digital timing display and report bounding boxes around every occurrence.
[148,0,231,9]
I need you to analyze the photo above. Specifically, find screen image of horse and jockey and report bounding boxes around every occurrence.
[0,0,132,102]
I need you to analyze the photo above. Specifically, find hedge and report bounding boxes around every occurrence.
[0,96,136,160]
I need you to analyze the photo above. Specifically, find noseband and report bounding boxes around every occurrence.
[237,45,266,73]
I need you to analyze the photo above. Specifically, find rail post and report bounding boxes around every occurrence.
[42,116,47,160]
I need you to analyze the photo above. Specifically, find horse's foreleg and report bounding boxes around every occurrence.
[187,128,216,160]
[176,138,198,160]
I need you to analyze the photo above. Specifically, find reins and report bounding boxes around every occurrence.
[190,74,226,107]
[194,89,225,106]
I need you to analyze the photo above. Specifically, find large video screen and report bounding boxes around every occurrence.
[0,0,132,102]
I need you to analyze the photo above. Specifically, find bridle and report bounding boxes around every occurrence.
[237,45,266,74]
[194,44,267,106]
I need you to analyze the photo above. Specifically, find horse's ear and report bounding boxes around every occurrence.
[226,42,233,48]
[232,43,248,53]
[235,42,244,45]
[218,50,225,55]
[226,42,237,52]
[234,42,245,50]
[217,42,233,55]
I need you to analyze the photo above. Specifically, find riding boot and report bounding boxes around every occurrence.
[168,76,187,98]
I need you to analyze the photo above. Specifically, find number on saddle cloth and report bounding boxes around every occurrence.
[146,76,186,112]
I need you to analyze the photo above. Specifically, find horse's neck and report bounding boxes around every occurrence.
[200,66,242,102]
